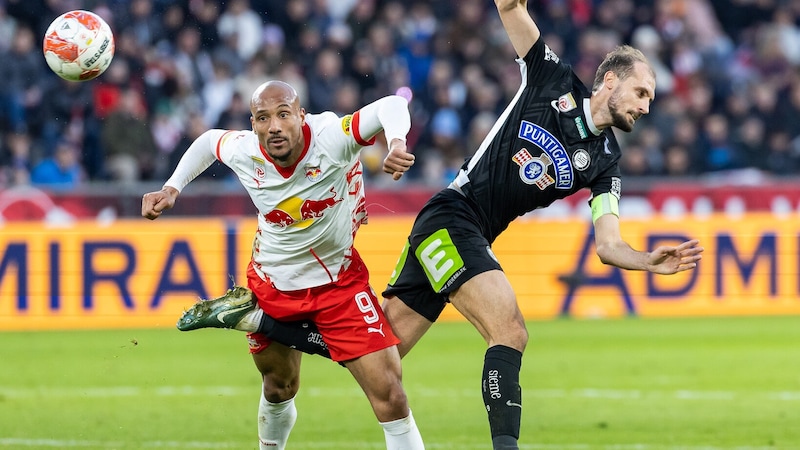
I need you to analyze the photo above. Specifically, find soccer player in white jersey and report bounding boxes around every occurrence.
[141,80,423,450]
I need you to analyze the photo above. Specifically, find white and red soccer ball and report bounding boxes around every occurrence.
[42,10,115,82]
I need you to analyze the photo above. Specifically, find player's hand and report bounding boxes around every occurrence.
[383,138,415,181]
[647,239,704,274]
[142,187,179,220]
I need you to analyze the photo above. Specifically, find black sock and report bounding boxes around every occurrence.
[258,314,332,359]
[482,345,522,449]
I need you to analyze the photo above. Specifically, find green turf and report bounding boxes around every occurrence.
[1,316,799,449]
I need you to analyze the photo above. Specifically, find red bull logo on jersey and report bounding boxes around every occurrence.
[305,165,322,182]
[263,186,343,229]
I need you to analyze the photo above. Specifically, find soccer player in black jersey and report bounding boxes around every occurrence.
[378,1,704,449]
[185,1,705,448]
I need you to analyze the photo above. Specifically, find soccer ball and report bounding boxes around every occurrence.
[43,10,115,82]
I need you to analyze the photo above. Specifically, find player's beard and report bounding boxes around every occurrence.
[265,136,294,163]
[608,89,634,132]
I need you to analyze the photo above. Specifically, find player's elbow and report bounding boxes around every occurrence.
[595,244,615,266]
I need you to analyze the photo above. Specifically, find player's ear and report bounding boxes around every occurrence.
[603,71,616,90]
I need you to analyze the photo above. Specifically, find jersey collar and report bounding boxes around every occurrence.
[583,98,602,136]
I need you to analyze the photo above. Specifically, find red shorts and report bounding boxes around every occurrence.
[245,249,399,362]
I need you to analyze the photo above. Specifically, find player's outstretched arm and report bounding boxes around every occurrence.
[142,130,219,220]
[495,0,540,58]
[593,213,704,274]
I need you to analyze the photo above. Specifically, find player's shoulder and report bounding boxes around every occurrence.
[212,129,259,160]
[304,111,341,133]
[305,111,361,144]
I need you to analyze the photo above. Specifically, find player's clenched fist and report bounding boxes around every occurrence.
[141,187,179,220]
[383,138,415,181]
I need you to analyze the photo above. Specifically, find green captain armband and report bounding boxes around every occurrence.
[590,193,619,223]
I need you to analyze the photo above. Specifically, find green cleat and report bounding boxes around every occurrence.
[177,286,256,331]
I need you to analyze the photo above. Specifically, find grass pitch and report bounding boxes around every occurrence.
[1,315,799,449]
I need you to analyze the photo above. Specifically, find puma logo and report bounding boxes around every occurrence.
[367,323,385,337]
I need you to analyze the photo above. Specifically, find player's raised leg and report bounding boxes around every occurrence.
[251,341,302,450]
[449,270,527,450]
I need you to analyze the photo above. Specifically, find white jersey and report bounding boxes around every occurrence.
[217,112,367,290]
[165,96,411,291]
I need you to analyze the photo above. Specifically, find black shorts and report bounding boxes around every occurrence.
[382,188,502,322]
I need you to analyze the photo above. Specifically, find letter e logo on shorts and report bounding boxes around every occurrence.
[415,229,465,293]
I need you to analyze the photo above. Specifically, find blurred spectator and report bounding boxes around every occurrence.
[700,113,740,172]
[216,91,252,130]
[217,0,264,61]
[0,131,33,188]
[201,61,236,127]
[306,47,346,112]
[100,88,156,182]
[30,141,85,191]
[0,25,43,133]
[765,131,800,175]
[663,144,694,176]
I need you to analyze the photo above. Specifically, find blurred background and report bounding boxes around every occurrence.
[3,0,800,220]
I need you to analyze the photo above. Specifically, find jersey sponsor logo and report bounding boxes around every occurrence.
[518,121,574,189]
[556,93,576,112]
[574,117,589,139]
[341,115,353,136]
[512,148,555,189]
[573,149,590,171]
[262,186,343,229]
[415,229,465,293]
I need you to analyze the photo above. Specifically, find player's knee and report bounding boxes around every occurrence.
[373,383,410,420]
[490,317,528,352]
[262,373,299,402]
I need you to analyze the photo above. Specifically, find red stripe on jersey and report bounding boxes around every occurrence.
[309,247,333,283]
[216,130,237,161]
[352,111,376,146]
[259,122,312,179]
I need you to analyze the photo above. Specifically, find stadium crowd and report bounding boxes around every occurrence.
[1,0,800,191]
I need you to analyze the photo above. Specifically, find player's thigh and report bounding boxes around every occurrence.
[251,340,302,402]
[381,295,433,358]
[449,269,527,350]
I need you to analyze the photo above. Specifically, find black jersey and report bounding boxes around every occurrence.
[452,37,622,243]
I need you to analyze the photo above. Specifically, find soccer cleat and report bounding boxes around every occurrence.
[176,286,257,331]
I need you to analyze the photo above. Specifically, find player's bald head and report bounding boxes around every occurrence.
[251,80,300,109]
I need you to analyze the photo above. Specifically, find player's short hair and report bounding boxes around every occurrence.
[591,45,654,92]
